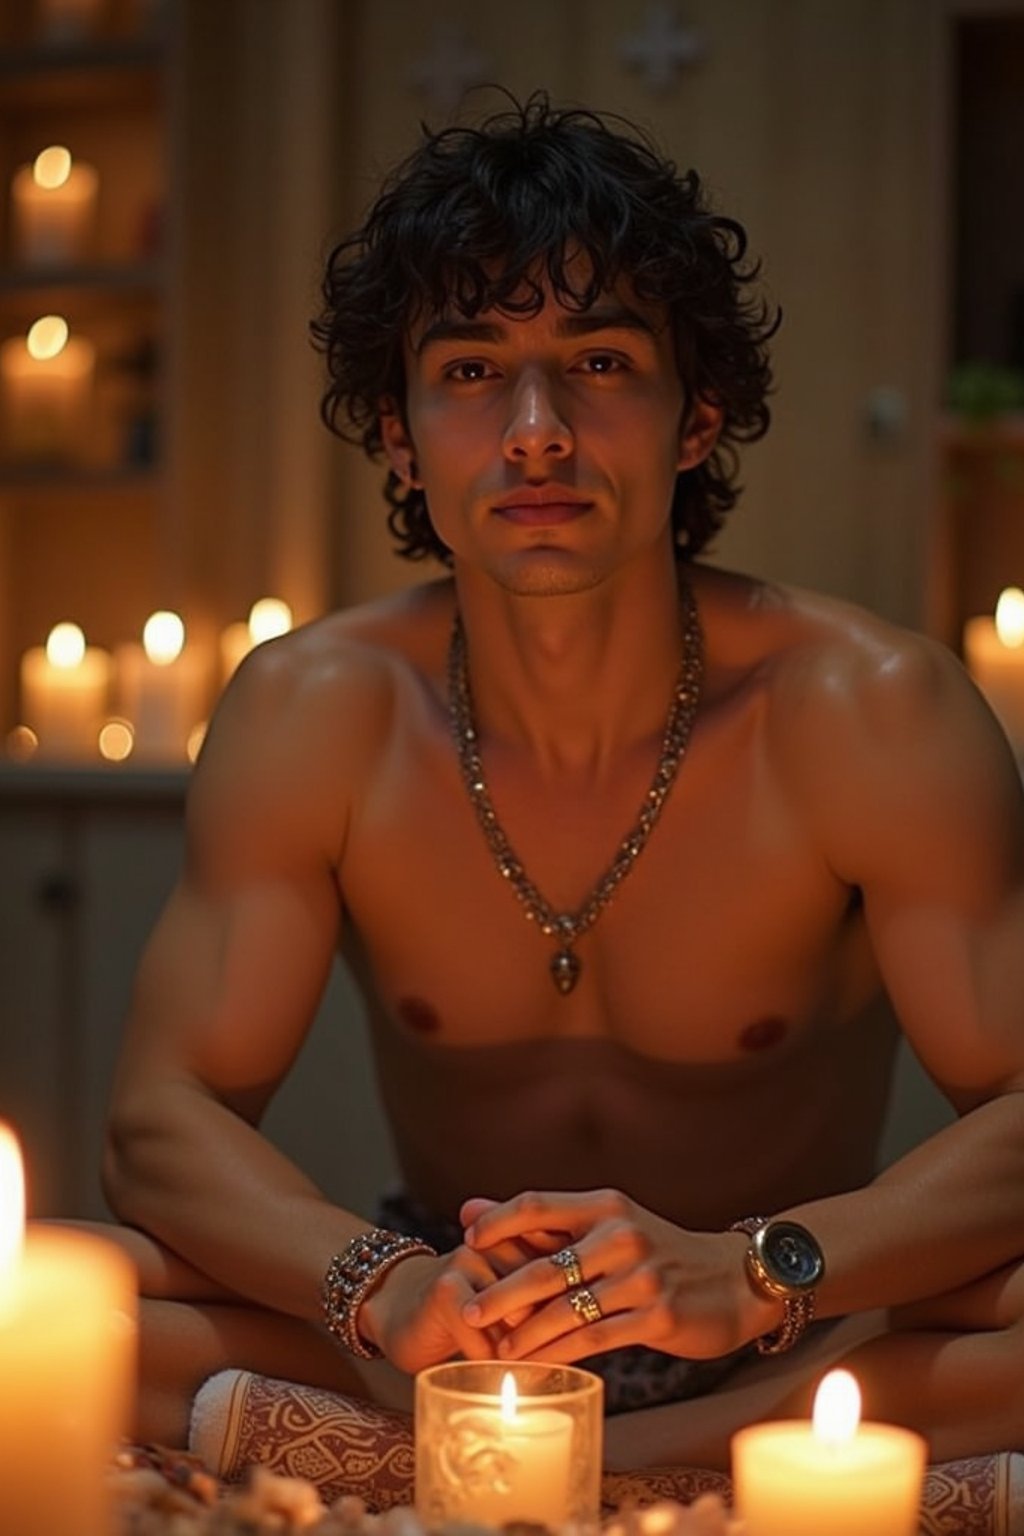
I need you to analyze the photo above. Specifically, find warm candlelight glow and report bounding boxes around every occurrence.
[0,1125,26,1281]
[732,1367,926,1536]
[249,596,294,643]
[500,1369,518,1423]
[0,1122,138,1536]
[995,587,1024,649]
[10,150,99,267]
[812,1369,861,1446]
[98,718,134,762]
[27,314,69,360]
[46,621,86,668]
[142,610,185,666]
[33,146,72,190]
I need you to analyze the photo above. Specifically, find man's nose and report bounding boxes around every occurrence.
[502,373,573,462]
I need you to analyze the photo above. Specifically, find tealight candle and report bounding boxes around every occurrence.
[964,587,1024,752]
[416,1361,602,1531]
[0,1123,137,1536]
[20,622,112,758]
[115,610,208,761]
[220,596,294,684]
[732,1369,927,1536]
[11,145,99,267]
[0,313,95,461]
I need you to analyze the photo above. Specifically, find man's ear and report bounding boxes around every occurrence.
[379,403,422,488]
[677,396,724,472]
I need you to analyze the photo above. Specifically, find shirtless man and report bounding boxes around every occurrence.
[102,97,1024,1469]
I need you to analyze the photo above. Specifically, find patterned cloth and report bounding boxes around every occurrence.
[377,1190,755,1415]
[188,1369,1024,1534]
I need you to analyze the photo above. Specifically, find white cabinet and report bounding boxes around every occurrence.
[0,766,398,1222]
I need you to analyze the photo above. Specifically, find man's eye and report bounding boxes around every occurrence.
[580,353,624,375]
[445,360,494,382]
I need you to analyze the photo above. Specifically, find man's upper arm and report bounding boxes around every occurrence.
[112,637,366,1123]
[783,630,1024,1109]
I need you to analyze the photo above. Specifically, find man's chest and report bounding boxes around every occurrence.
[338,701,876,1063]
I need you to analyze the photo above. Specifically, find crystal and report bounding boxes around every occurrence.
[551,948,581,994]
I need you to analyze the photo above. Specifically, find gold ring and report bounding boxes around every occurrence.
[550,1246,584,1290]
[567,1286,602,1325]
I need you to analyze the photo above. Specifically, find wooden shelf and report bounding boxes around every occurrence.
[0,41,162,111]
[0,465,158,497]
[0,261,161,295]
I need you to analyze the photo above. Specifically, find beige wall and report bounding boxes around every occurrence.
[178,0,959,629]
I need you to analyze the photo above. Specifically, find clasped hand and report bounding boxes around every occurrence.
[364,1188,771,1373]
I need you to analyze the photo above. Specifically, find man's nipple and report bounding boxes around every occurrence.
[398,996,442,1035]
[737,1016,788,1053]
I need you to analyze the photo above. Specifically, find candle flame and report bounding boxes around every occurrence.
[143,610,185,665]
[812,1369,861,1446]
[33,145,72,190]
[27,314,69,361]
[99,719,134,762]
[248,597,293,644]
[0,1124,26,1280]
[995,588,1024,650]
[46,622,86,669]
[500,1370,518,1424]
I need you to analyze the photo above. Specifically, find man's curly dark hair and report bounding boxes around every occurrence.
[311,93,779,565]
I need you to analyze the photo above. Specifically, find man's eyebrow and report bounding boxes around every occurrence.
[413,305,661,356]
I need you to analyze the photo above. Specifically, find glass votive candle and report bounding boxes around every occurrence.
[416,1360,603,1532]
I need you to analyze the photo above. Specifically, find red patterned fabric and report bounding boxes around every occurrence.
[193,1371,1023,1534]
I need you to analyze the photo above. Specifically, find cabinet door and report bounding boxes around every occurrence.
[0,809,71,1216]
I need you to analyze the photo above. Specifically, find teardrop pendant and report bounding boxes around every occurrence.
[551,947,581,994]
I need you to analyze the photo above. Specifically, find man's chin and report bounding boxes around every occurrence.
[485,549,609,598]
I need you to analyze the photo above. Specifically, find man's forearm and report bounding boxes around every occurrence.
[104,1081,372,1321]
[781,1090,1024,1316]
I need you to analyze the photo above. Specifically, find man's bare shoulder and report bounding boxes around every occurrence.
[697,563,1024,883]
[186,577,455,869]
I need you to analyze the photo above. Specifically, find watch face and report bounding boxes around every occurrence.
[761,1222,824,1289]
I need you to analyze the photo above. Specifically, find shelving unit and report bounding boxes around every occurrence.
[0,0,170,735]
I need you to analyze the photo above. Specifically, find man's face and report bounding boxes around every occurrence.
[382,279,721,597]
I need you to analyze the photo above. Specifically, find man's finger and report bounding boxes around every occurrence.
[464,1189,601,1249]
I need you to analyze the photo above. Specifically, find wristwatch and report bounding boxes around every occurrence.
[729,1216,826,1355]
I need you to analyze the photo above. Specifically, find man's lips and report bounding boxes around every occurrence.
[491,489,595,526]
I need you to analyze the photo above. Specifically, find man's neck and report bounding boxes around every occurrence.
[450,559,694,778]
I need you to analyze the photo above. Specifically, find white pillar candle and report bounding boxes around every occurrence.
[964,587,1024,752]
[20,622,111,759]
[416,1363,602,1531]
[116,611,207,761]
[732,1369,927,1536]
[0,314,95,461]
[0,1124,137,1536]
[11,146,98,267]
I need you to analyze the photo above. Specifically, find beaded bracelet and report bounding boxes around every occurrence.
[322,1227,437,1359]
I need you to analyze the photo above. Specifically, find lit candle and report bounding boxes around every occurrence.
[20,622,112,759]
[417,1362,602,1531]
[732,1368,927,1536]
[0,1123,137,1536]
[964,587,1024,752]
[115,611,207,761]
[220,596,294,684]
[0,313,95,461]
[10,145,98,267]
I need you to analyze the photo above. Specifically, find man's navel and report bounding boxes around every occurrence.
[397,995,443,1035]
[737,1016,788,1053]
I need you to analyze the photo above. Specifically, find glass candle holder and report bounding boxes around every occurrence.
[416,1360,603,1532]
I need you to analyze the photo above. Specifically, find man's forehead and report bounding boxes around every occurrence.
[408,284,671,356]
